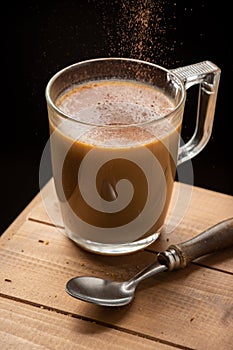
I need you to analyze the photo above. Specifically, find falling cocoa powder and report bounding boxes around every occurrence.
[99,0,176,66]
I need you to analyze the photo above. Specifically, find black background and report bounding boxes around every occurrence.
[1,0,232,234]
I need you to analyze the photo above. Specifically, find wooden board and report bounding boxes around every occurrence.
[1,181,233,350]
[1,298,174,350]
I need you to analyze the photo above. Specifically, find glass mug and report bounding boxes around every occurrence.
[45,58,220,255]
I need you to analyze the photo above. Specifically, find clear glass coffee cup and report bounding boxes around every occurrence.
[44,58,220,255]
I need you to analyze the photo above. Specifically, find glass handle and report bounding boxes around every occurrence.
[170,61,221,165]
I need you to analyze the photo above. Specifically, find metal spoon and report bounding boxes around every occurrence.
[66,218,233,307]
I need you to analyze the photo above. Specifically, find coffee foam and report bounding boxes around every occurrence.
[55,80,176,147]
[57,80,174,122]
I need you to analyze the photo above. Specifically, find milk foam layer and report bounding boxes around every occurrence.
[55,80,176,147]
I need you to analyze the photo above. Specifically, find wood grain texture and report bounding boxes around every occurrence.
[1,298,176,350]
[1,181,233,350]
[1,219,233,350]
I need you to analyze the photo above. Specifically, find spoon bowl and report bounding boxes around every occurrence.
[66,276,135,307]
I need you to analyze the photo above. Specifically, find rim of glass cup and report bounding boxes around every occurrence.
[45,57,186,128]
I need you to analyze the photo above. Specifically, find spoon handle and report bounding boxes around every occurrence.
[158,217,233,270]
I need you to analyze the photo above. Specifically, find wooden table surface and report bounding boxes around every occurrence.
[1,180,233,350]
